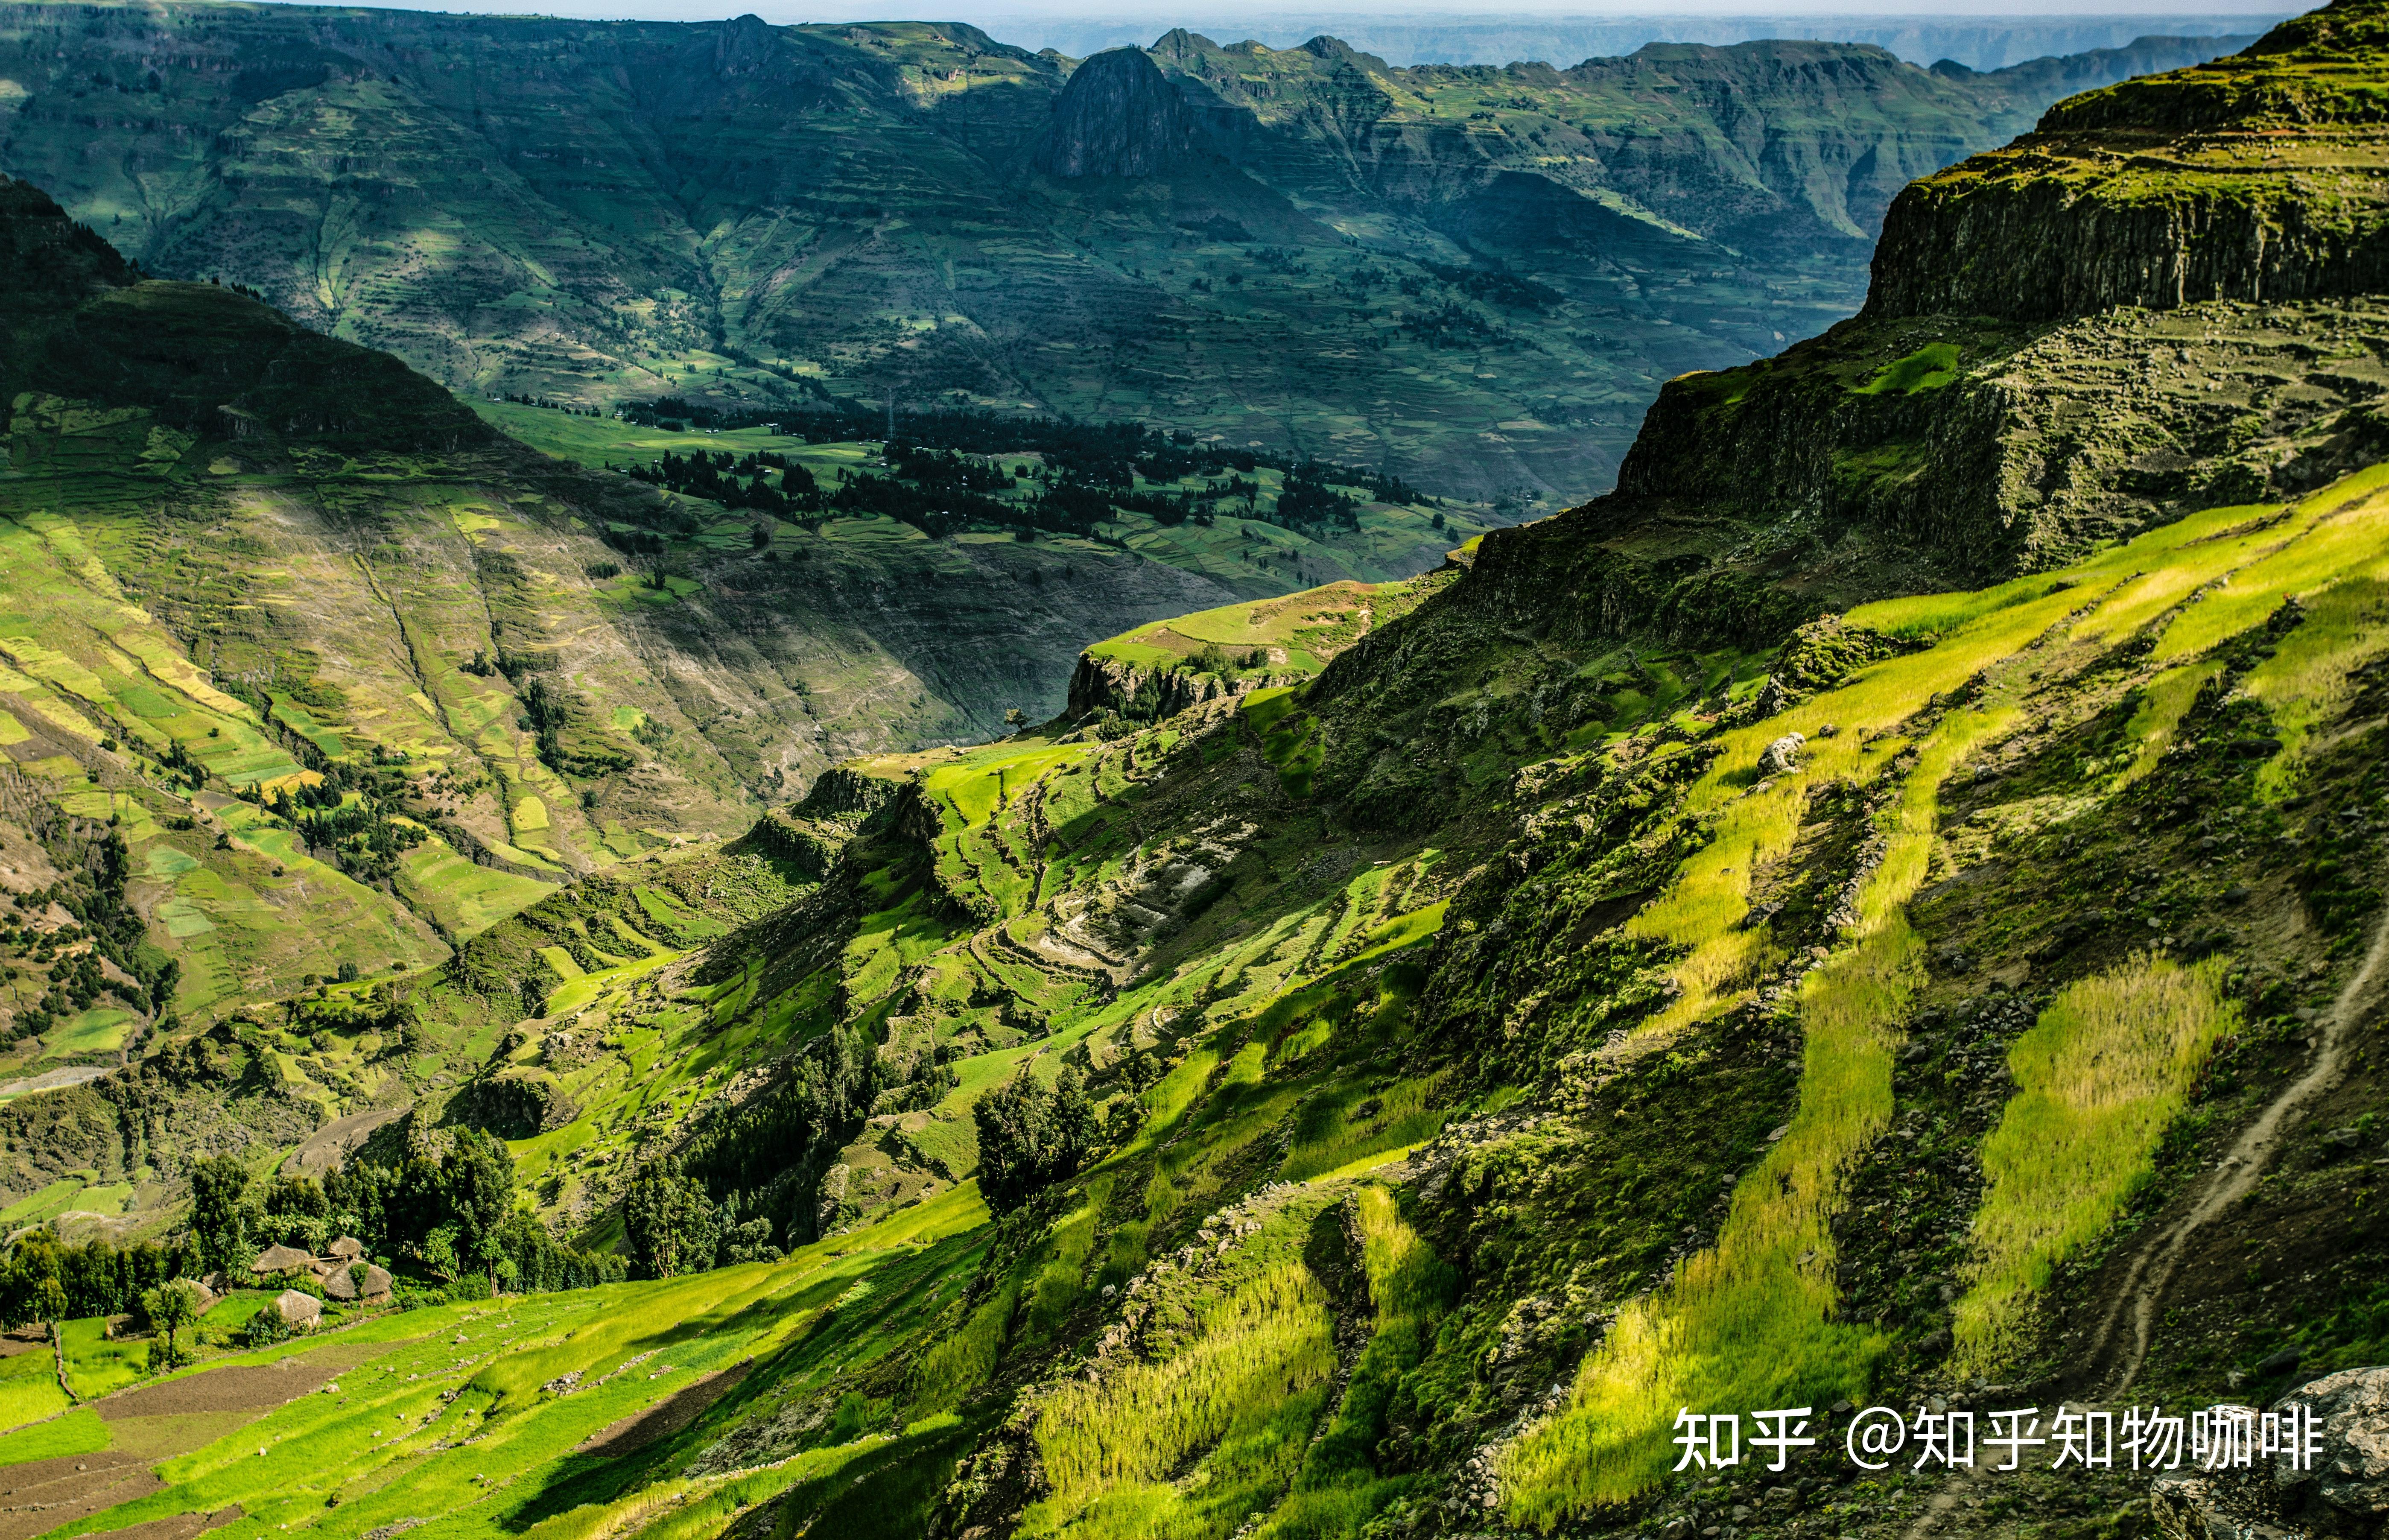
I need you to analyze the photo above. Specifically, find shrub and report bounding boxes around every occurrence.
[234,1306,291,1349]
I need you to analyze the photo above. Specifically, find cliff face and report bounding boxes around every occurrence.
[1063,651,1280,722]
[1430,0,2389,637]
[1032,46,1200,177]
[1866,0,2389,323]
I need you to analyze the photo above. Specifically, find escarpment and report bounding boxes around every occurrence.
[1031,45,1203,178]
[1866,0,2389,323]
[1429,0,2389,641]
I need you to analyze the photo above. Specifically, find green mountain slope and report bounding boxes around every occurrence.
[0,3,2247,501]
[0,174,1396,1034]
[12,10,2389,1540]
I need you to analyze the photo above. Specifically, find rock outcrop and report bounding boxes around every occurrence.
[1064,651,1288,723]
[1868,2,2389,323]
[2152,1367,2389,1539]
[1033,47,1200,178]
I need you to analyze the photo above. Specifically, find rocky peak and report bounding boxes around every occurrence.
[1032,46,1199,178]
[0,175,132,314]
[708,13,781,79]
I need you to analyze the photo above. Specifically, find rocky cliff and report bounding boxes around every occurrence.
[1409,3,2389,642]
[1031,46,1200,177]
[1867,0,2389,322]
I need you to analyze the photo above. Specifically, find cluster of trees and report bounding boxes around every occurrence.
[187,1131,622,1295]
[973,1068,1105,1215]
[617,399,1435,513]
[1275,462,1362,530]
[0,1232,196,1327]
[0,1235,207,1365]
[261,775,426,884]
[622,1165,784,1280]
[500,392,603,417]
[629,449,818,517]
[2,809,179,1040]
[1398,301,1511,350]
[1416,259,1563,314]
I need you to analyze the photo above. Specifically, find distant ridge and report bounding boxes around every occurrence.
[971,10,2281,69]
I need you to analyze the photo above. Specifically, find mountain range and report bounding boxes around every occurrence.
[0,4,2251,500]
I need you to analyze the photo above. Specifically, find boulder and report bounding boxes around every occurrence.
[251,1242,315,1275]
[1760,732,1807,777]
[272,1289,322,1329]
[2152,1366,2389,1540]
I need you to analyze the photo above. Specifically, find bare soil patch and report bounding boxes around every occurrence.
[283,1108,407,1178]
[82,1505,243,1540]
[574,1361,751,1458]
[0,1451,161,1540]
[96,1340,387,1421]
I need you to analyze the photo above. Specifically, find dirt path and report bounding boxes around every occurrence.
[1895,907,2389,1538]
[2083,905,2389,1397]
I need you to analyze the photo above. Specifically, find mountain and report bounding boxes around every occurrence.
[10,7,2389,1540]
[0,3,2252,501]
[987,13,2280,72]
[0,173,1387,1030]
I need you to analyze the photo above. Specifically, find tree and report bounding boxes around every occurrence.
[440,1130,516,1291]
[141,1279,202,1365]
[187,1155,252,1276]
[31,1277,65,1339]
[623,1166,718,1280]
[972,1069,1098,1214]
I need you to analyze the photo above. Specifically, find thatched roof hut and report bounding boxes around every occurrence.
[272,1290,322,1328]
[359,1265,392,1301]
[251,1243,315,1274]
[322,1267,357,1301]
[327,1236,365,1261]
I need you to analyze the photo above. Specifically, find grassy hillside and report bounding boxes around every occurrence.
[0,4,2246,501]
[0,171,1475,1051]
[9,10,2389,1540]
[13,434,2389,1540]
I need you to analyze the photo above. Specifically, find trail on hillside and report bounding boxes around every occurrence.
[1897,903,2389,1540]
[2085,901,2389,1397]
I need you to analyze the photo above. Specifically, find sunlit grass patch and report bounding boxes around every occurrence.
[1025,1249,1337,1540]
[1502,707,2008,1522]
[1853,341,1958,396]
[1952,954,2239,1376]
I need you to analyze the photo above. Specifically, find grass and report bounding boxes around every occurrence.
[1952,954,2240,1376]
[1854,342,1960,396]
[1503,704,2009,1520]
[0,1405,107,1464]
[0,1343,67,1431]
[60,1316,147,1400]
[1493,464,2389,1521]
[1024,1247,1337,1538]
[1261,1184,1454,1539]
